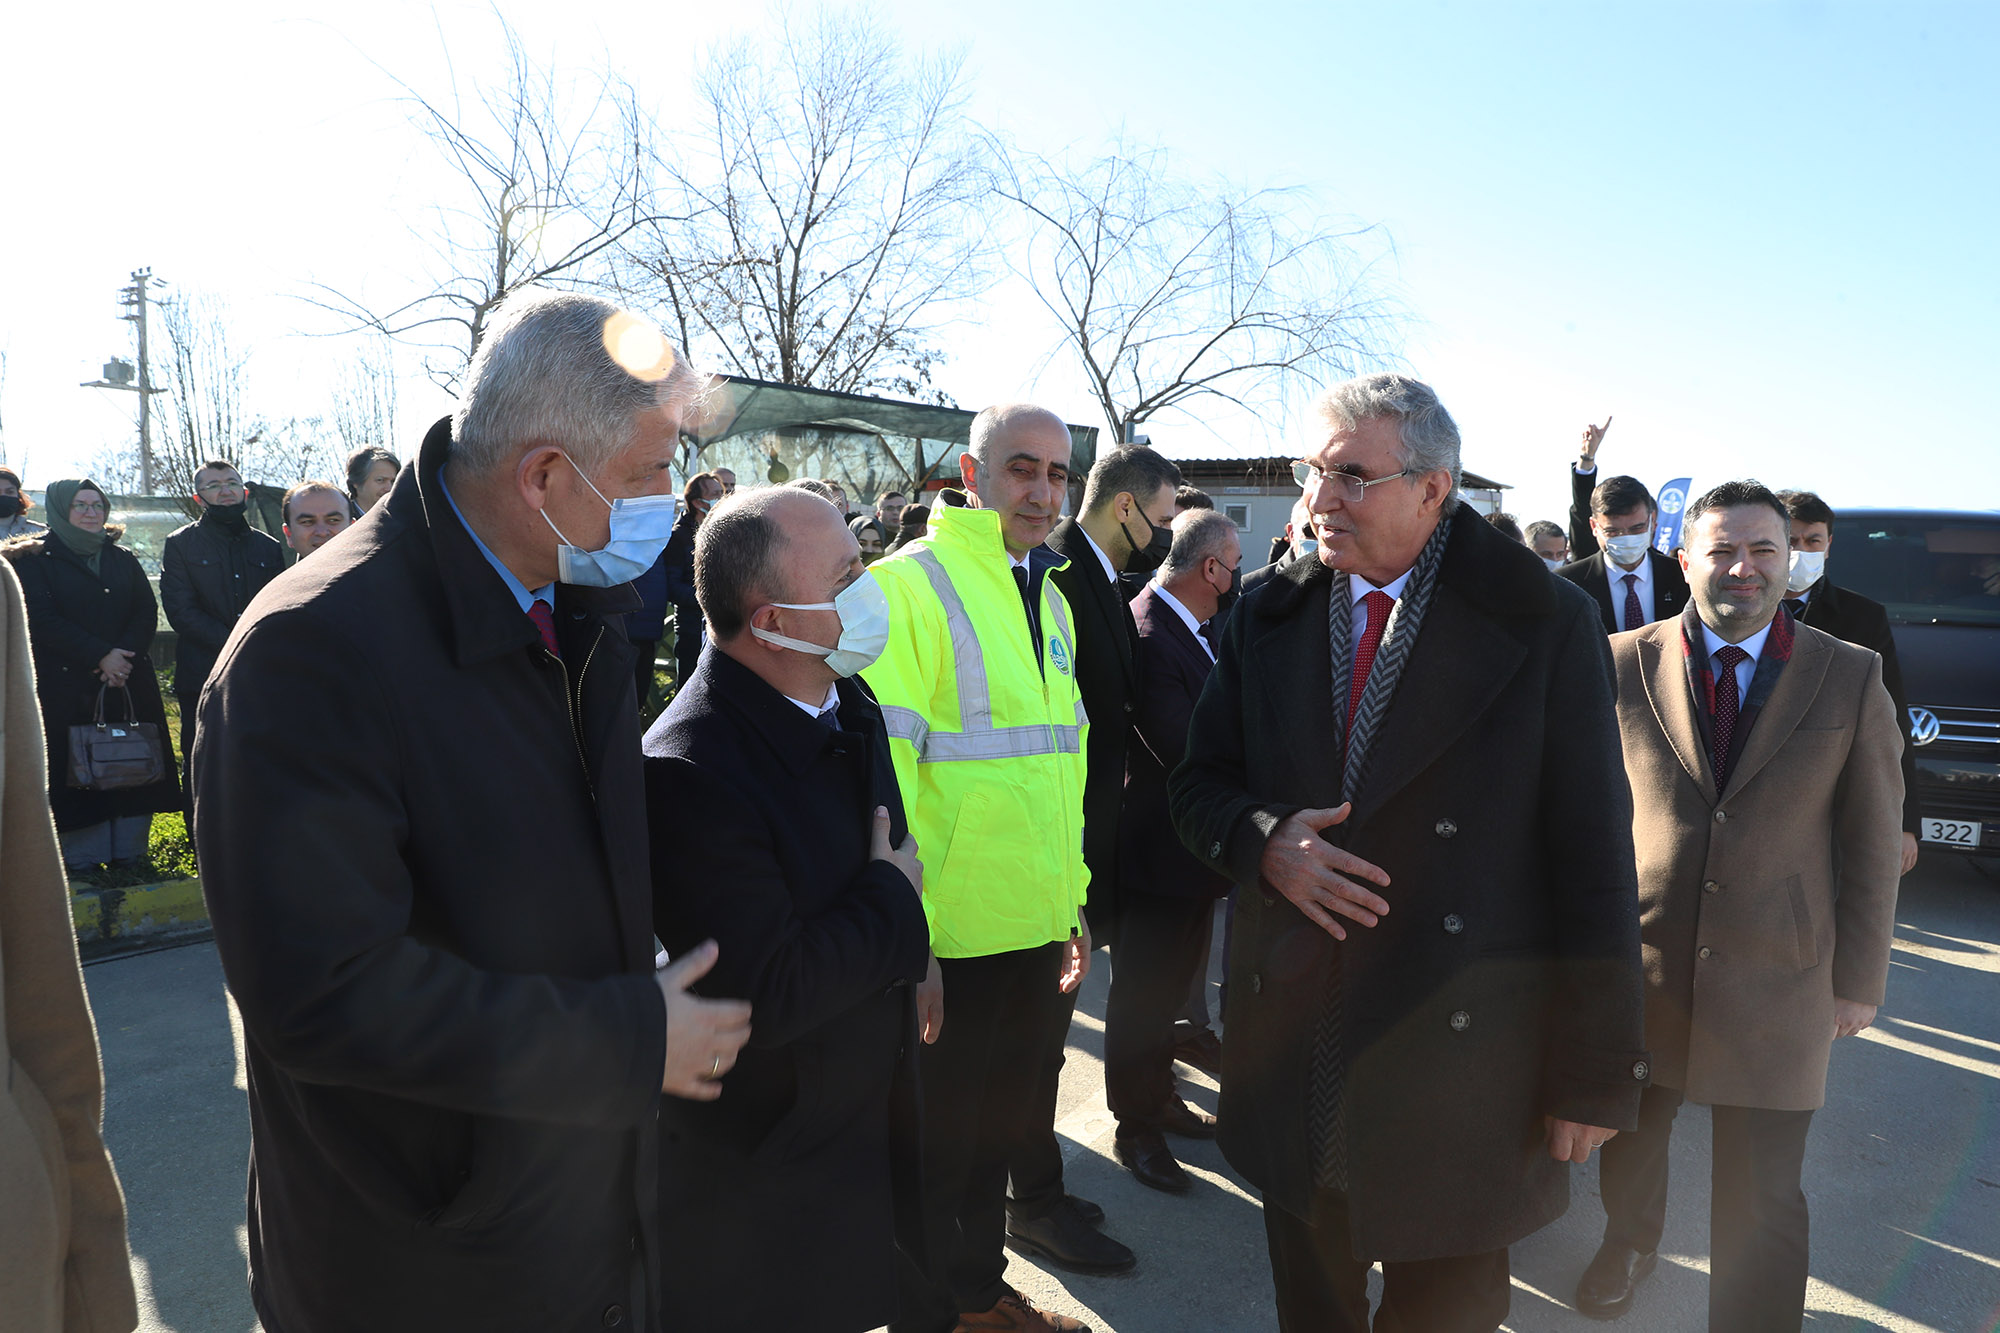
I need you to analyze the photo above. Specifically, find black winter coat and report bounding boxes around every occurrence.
[5,532,180,829]
[1046,519,1138,929]
[1170,514,1648,1260]
[159,509,284,698]
[193,417,666,1333]
[643,650,932,1332]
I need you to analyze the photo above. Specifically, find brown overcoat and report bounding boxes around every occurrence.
[1612,615,1903,1111]
[0,557,138,1331]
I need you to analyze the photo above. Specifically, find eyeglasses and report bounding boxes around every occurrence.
[71,500,108,514]
[1291,462,1419,503]
[198,481,243,496]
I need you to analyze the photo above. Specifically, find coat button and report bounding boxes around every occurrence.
[1209,841,1222,858]
[1702,880,1720,894]
[602,1306,625,1327]
[1632,1060,1650,1081]
[1698,946,1713,960]
[1123,701,1134,713]
[1714,809,1728,824]
[1449,1010,1470,1032]
[1252,973,1263,994]
[1442,913,1464,934]
[1434,818,1457,838]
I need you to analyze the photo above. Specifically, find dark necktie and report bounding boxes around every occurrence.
[527,599,559,656]
[1621,573,1643,632]
[816,700,841,730]
[1784,598,1806,621]
[1347,590,1396,728]
[1712,644,1749,786]
[1012,565,1041,660]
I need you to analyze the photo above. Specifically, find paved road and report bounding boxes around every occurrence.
[90,855,2000,1332]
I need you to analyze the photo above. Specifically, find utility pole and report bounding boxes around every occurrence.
[81,269,165,493]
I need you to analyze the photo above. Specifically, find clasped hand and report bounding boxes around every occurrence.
[96,647,135,687]
[1257,804,1391,941]
[655,941,752,1101]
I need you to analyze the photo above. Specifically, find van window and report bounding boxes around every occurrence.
[1830,514,2000,627]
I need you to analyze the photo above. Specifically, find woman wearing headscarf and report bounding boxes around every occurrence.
[2,480,181,868]
[848,514,888,564]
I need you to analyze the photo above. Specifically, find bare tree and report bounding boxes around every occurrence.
[329,337,402,461]
[241,416,347,490]
[156,291,250,509]
[307,17,660,387]
[993,142,1399,444]
[629,6,987,403]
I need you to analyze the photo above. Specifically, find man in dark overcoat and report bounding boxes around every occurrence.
[643,488,933,1332]
[1170,374,1650,1333]
[193,289,751,1333]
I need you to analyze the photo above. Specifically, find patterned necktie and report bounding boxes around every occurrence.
[1712,644,1749,785]
[1622,573,1643,632]
[526,599,559,656]
[1347,590,1396,727]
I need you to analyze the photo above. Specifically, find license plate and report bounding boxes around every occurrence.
[1920,818,1983,847]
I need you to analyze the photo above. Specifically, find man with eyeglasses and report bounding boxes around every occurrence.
[1172,374,1647,1332]
[161,459,284,829]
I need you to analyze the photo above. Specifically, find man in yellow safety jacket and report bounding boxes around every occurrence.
[865,403,1096,1333]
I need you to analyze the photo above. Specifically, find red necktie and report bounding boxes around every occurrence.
[527,599,559,656]
[1347,590,1396,727]
[1622,573,1643,631]
[1712,644,1748,783]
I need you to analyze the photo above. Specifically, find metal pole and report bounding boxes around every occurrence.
[133,270,154,494]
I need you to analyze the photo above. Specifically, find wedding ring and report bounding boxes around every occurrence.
[708,1054,722,1080]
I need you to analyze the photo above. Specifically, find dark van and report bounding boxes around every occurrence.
[1830,509,2000,858]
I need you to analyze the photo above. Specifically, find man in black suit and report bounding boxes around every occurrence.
[1557,469,1690,633]
[644,487,935,1332]
[1779,489,1922,875]
[1108,509,1240,1193]
[1006,443,1182,1274]
[1171,374,1647,1332]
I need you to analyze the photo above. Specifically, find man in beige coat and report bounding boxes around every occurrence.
[1576,480,1903,1330]
[0,556,139,1332]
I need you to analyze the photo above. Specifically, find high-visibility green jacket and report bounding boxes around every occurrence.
[862,500,1091,959]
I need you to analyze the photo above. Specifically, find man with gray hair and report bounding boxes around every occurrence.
[195,287,752,1333]
[1171,372,1648,1331]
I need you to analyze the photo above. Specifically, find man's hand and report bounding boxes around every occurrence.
[1899,833,1919,877]
[1546,1117,1619,1164]
[655,940,753,1101]
[870,806,923,896]
[916,954,944,1044]
[1834,997,1878,1039]
[1257,805,1391,941]
[1059,912,1092,993]
[96,647,135,686]
[1578,417,1612,467]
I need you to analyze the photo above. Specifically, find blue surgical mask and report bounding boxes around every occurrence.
[541,452,679,587]
[753,570,892,677]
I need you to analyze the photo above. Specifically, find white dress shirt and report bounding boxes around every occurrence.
[786,680,843,719]
[1699,619,1774,701]
[1077,526,1118,584]
[1349,569,1413,666]
[1153,585,1212,660]
[1606,547,1656,625]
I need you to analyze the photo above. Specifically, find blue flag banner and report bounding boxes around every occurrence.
[1655,477,1693,554]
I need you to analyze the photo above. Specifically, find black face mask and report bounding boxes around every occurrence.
[1119,501,1174,575]
[1214,563,1241,616]
[206,500,250,533]
[0,495,21,518]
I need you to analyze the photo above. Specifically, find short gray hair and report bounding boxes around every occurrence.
[1313,373,1461,512]
[1160,509,1238,581]
[694,489,793,639]
[452,287,706,474]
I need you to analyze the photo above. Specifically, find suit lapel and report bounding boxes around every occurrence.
[1250,570,1344,813]
[1052,522,1138,692]
[1637,624,1714,801]
[1721,628,1831,800]
[1585,554,1618,632]
[1349,585,1526,826]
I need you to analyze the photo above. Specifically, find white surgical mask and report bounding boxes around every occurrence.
[1542,555,1566,573]
[752,569,891,677]
[1603,534,1652,566]
[541,452,679,587]
[1787,549,1827,594]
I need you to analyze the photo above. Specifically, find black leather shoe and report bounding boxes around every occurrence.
[1065,1194,1105,1228]
[1114,1130,1193,1193]
[1158,1095,1218,1139]
[1574,1240,1658,1320]
[1006,1200,1137,1274]
[1172,1026,1224,1076]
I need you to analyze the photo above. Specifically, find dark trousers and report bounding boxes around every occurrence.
[1105,890,1216,1132]
[1599,1084,1814,1332]
[176,698,198,847]
[1006,980,1074,1220]
[1264,1186,1510,1333]
[892,943,1065,1333]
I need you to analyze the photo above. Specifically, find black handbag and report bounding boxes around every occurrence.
[67,683,168,791]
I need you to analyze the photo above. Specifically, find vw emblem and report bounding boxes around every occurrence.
[1908,707,1941,747]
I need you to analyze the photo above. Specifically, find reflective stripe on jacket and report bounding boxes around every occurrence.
[862,502,1090,959]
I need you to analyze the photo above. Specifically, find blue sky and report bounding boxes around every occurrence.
[2,0,1993,535]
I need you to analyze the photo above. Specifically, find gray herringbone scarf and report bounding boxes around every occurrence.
[1309,510,1456,1190]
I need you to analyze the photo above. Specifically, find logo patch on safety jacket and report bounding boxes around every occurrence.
[1049,637,1071,677]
